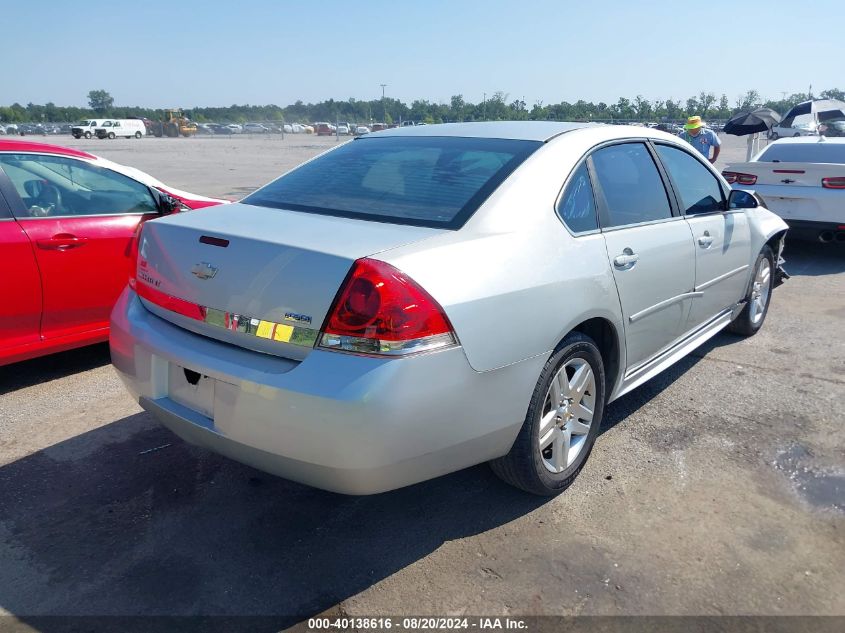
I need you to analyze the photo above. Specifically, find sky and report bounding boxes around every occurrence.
[3,0,842,109]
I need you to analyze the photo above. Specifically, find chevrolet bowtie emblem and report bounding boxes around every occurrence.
[191,262,219,280]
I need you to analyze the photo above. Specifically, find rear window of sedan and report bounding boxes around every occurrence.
[243,136,542,229]
[757,143,845,164]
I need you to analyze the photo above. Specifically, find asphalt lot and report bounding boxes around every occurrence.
[0,131,843,627]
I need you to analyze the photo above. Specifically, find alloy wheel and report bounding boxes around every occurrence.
[538,358,596,473]
[750,258,771,325]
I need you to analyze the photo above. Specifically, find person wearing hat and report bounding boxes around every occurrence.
[679,115,721,164]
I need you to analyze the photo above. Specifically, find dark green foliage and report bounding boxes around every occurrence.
[2,88,842,125]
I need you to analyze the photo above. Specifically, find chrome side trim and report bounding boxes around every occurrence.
[695,264,749,292]
[628,292,703,323]
[611,309,732,401]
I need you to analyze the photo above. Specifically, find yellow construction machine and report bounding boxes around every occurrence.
[151,109,197,137]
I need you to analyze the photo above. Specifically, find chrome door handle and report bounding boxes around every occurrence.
[698,231,713,248]
[613,249,639,269]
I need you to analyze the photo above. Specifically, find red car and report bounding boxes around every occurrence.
[0,139,226,366]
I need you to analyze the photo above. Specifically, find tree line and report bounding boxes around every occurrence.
[2,88,843,125]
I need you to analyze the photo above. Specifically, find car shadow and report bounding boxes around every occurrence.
[0,343,111,395]
[0,337,724,631]
[782,239,845,277]
[0,410,547,628]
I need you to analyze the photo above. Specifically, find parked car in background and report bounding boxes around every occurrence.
[336,124,350,135]
[0,139,227,366]
[225,124,243,134]
[354,126,370,136]
[112,122,788,497]
[71,119,106,139]
[723,136,845,243]
[769,116,817,139]
[17,124,46,136]
[94,119,147,139]
[314,122,335,136]
[283,124,293,134]
[243,123,269,134]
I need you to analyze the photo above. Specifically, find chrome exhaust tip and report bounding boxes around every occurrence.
[819,231,835,243]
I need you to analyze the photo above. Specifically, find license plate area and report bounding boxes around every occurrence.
[168,364,215,418]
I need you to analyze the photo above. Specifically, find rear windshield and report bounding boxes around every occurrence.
[757,143,845,164]
[243,136,542,229]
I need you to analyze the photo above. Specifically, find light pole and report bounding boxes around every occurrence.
[380,84,387,124]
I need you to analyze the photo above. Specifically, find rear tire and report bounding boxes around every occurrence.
[84,131,92,139]
[490,332,605,495]
[769,131,779,140]
[728,246,774,337]
[108,132,115,139]
[134,131,142,139]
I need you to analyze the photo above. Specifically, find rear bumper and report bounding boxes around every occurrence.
[110,289,540,494]
[783,219,845,243]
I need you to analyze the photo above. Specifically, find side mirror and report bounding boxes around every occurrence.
[728,189,759,210]
[154,189,183,214]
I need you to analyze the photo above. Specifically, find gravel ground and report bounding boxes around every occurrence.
[0,130,842,627]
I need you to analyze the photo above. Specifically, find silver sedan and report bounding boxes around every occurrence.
[111,122,788,495]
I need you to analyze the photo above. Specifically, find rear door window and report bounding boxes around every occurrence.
[243,136,541,229]
[590,143,673,228]
[655,144,725,215]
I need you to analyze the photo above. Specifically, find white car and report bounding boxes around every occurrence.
[336,125,350,135]
[243,123,269,134]
[723,137,845,242]
[225,124,243,134]
[769,118,817,140]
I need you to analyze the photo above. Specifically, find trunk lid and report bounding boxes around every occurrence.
[136,202,444,360]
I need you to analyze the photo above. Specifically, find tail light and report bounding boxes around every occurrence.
[822,177,845,189]
[319,258,457,356]
[722,171,757,185]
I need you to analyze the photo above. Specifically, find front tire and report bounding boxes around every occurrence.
[728,246,774,336]
[490,332,606,495]
[84,131,92,139]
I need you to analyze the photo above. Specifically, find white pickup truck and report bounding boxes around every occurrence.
[722,137,845,243]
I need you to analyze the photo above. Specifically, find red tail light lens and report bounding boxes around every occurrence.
[319,258,457,355]
[722,171,757,185]
[822,177,845,189]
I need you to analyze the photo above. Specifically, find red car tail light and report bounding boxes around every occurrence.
[721,171,757,185]
[319,258,457,356]
[822,177,845,189]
